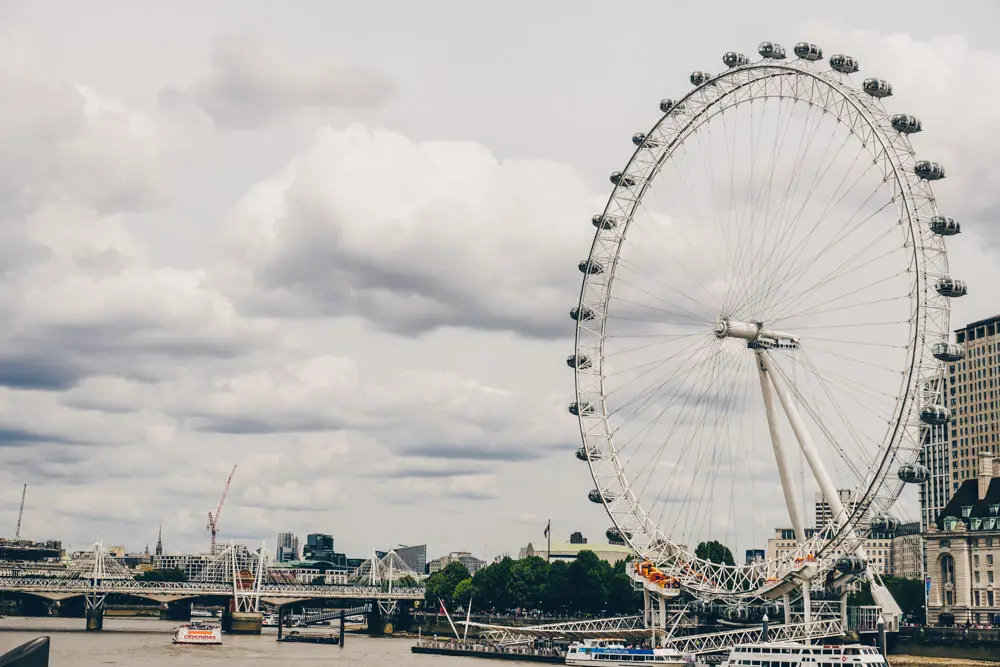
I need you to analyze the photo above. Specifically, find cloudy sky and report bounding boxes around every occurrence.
[1,0,999,561]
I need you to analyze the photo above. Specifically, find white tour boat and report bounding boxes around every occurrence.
[566,639,691,665]
[721,642,888,667]
[172,620,222,645]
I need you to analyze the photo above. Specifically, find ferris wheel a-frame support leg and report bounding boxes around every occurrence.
[755,351,807,542]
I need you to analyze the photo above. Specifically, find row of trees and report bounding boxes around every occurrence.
[424,551,641,616]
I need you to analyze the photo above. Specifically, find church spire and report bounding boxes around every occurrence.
[155,521,163,557]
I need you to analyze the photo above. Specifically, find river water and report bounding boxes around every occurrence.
[0,616,447,666]
[2,617,993,666]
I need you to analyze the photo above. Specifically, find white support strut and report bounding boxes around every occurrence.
[755,351,807,543]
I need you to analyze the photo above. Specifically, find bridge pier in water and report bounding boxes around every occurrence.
[84,594,105,632]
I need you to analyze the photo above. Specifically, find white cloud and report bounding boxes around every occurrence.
[160,33,395,130]
[226,123,596,337]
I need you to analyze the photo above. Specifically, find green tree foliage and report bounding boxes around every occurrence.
[423,561,471,609]
[423,551,641,615]
[136,568,188,582]
[695,540,735,566]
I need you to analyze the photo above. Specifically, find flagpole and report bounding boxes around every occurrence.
[546,519,551,563]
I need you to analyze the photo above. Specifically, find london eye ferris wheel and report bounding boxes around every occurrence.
[568,40,964,604]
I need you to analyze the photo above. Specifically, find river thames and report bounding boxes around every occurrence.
[1,617,997,666]
[0,616,441,666]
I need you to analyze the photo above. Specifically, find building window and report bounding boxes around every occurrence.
[990,571,995,584]
[976,555,981,566]
[989,555,994,566]
[975,571,981,583]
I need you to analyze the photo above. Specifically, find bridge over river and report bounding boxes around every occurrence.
[0,542,423,634]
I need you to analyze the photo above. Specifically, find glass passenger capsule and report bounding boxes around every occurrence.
[829,54,859,74]
[576,446,601,461]
[919,404,950,425]
[870,515,900,534]
[566,354,592,370]
[915,161,946,181]
[758,42,786,59]
[935,277,967,297]
[592,214,620,230]
[606,526,631,542]
[793,42,823,61]
[570,306,596,322]
[929,216,961,236]
[579,259,604,275]
[897,463,929,484]
[588,488,619,504]
[610,171,636,187]
[723,51,749,68]
[659,99,682,113]
[835,556,868,575]
[862,78,893,98]
[932,342,965,362]
[690,71,713,86]
[632,132,660,148]
[568,401,595,417]
[891,114,922,134]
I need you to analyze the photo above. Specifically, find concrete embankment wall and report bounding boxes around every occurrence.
[894,627,1000,662]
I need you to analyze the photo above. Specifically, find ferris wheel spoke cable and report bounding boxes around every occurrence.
[619,341,730,474]
[656,345,745,538]
[771,284,909,325]
[765,235,904,324]
[744,137,873,318]
[754,143,881,306]
[730,100,830,309]
[721,96,799,316]
[740,111,847,310]
[803,343,902,374]
[637,341,734,505]
[612,268,714,324]
[683,356,753,548]
[757,192,898,319]
[797,349,898,443]
[609,340,726,448]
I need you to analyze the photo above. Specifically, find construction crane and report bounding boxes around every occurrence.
[206,465,237,555]
[15,484,26,539]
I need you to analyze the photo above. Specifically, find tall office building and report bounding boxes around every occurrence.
[303,534,335,561]
[395,544,427,574]
[924,315,1000,529]
[814,489,856,529]
[276,532,299,563]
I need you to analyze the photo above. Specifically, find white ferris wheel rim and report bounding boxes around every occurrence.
[572,54,954,600]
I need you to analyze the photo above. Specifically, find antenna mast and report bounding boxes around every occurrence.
[206,465,237,555]
[15,484,26,539]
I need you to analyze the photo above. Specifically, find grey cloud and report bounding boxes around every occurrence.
[375,465,492,479]
[188,415,344,435]
[161,33,394,130]
[0,355,85,391]
[403,442,547,462]
[0,426,89,448]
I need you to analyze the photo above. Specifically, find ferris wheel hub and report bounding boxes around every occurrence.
[715,317,801,349]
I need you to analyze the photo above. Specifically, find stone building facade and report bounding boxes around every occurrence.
[925,453,1000,626]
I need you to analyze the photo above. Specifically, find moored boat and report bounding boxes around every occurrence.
[566,639,690,665]
[172,620,222,645]
[720,641,888,666]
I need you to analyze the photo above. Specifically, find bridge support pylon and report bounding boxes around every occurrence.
[85,594,106,631]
